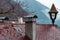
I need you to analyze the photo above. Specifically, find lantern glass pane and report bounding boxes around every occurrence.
[52,13,55,19]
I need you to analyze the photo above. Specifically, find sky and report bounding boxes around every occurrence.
[36,0,60,9]
[36,0,60,20]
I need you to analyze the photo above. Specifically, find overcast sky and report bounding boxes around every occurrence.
[36,0,60,9]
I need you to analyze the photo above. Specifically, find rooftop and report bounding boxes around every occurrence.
[0,22,59,40]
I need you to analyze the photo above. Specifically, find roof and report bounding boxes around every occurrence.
[0,23,59,40]
[0,17,6,20]
[0,17,9,20]
[49,4,58,13]
[0,13,18,20]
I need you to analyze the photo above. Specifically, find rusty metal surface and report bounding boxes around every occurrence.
[0,23,60,40]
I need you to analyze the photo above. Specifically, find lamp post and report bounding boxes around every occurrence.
[48,4,58,25]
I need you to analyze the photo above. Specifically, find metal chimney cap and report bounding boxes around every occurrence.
[24,14,38,18]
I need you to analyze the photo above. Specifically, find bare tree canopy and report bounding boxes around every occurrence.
[0,0,28,20]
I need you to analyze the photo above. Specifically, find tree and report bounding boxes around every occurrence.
[0,0,28,18]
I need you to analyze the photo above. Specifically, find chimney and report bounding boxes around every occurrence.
[18,17,24,24]
[23,14,38,40]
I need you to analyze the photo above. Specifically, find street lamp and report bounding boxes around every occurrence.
[48,4,58,25]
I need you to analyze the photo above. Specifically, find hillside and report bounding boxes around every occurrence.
[19,0,50,24]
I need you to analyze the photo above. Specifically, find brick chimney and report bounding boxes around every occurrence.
[23,14,38,40]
